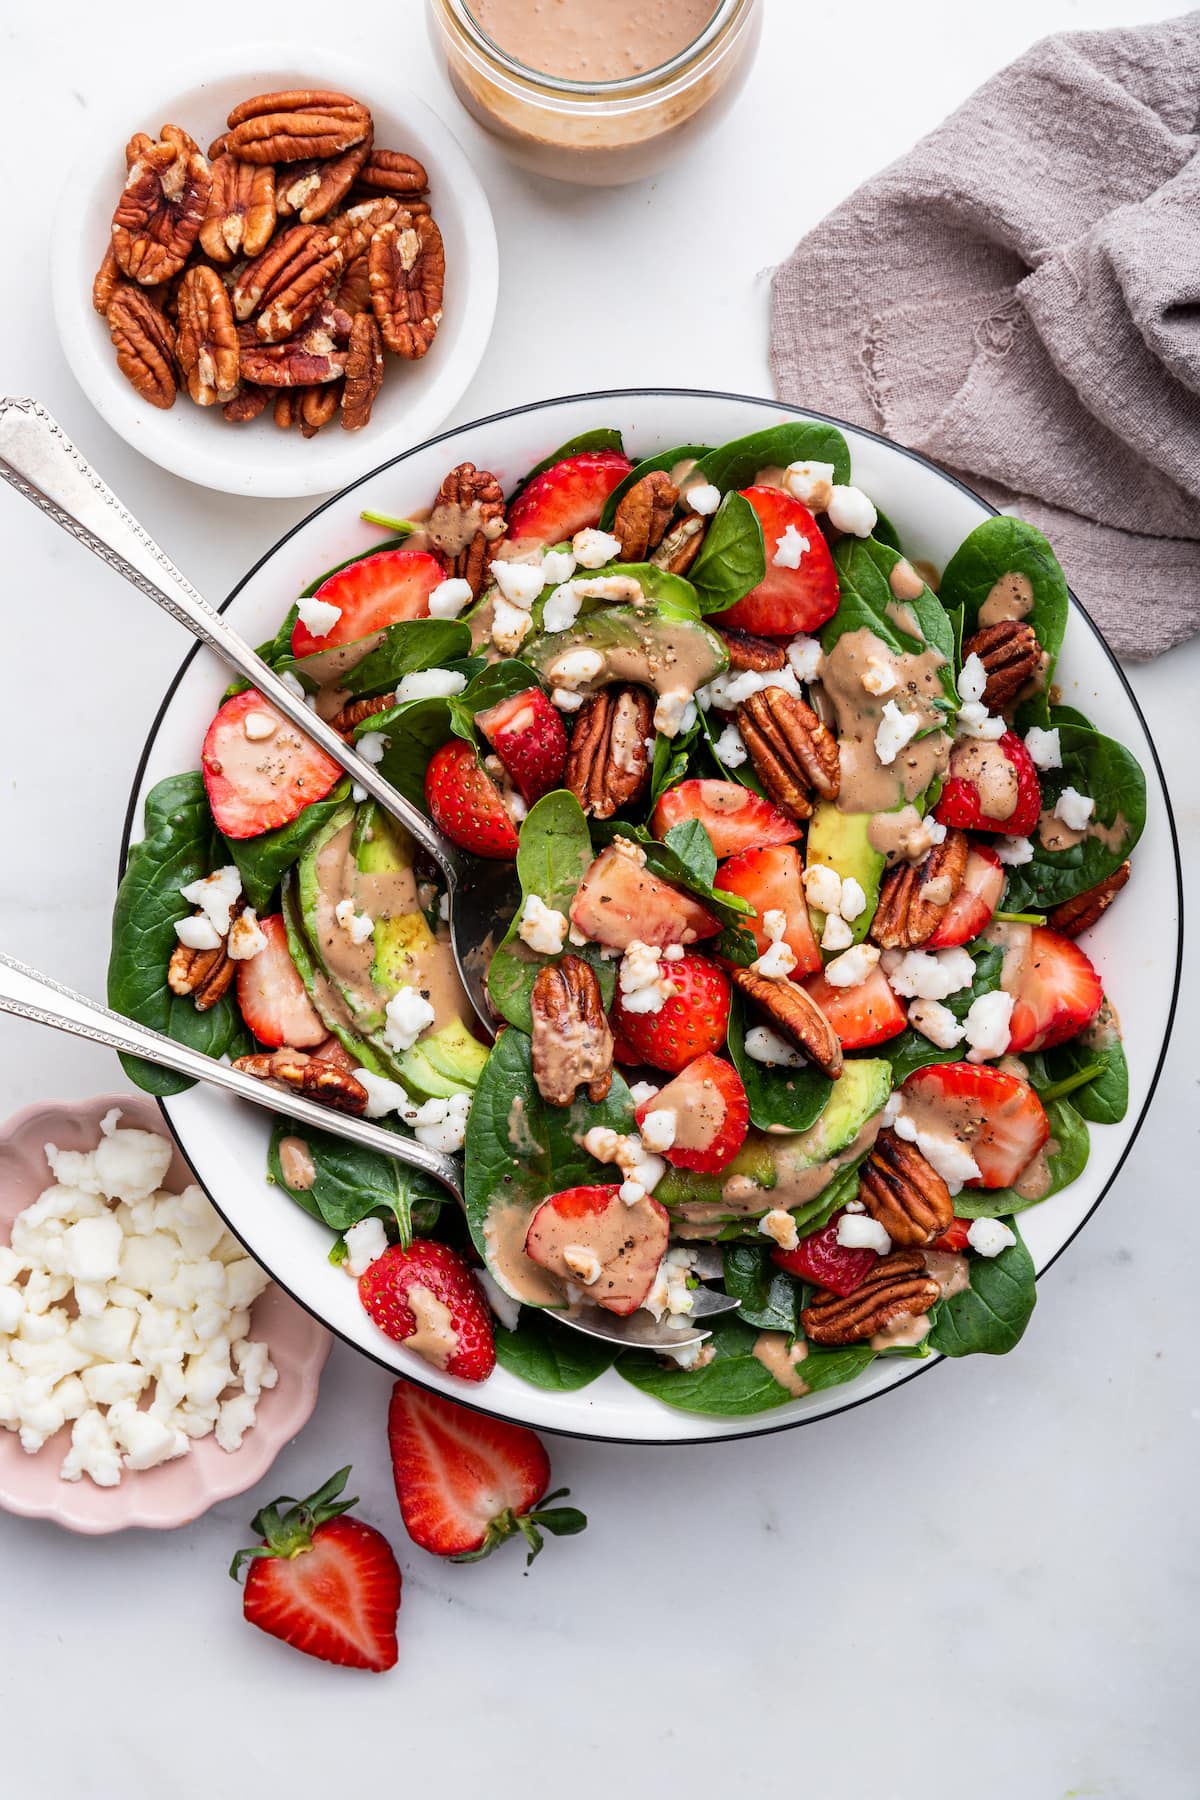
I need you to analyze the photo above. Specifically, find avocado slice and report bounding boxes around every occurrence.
[524,604,727,706]
[805,802,887,948]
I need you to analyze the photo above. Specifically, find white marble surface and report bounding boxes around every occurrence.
[1,1,1196,1793]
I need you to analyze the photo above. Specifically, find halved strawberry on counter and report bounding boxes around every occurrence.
[611,954,731,1073]
[771,1212,878,1296]
[424,738,520,859]
[934,732,1041,837]
[570,843,720,950]
[901,1063,1050,1189]
[651,779,802,859]
[804,962,907,1050]
[712,487,839,637]
[290,549,446,657]
[202,689,343,839]
[928,843,1005,948]
[236,913,327,1048]
[635,1051,749,1173]
[524,1184,669,1317]
[714,844,822,976]
[476,686,568,806]
[1004,926,1103,1053]
[359,1240,496,1381]
[505,451,633,550]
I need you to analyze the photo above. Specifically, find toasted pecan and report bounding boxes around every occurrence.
[613,471,678,561]
[729,966,843,1080]
[167,925,233,1011]
[737,686,840,819]
[870,829,969,950]
[233,1048,368,1114]
[650,514,706,576]
[1047,861,1131,938]
[962,620,1043,713]
[800,1249,941,1345]
[563,685,653,821]
[530,956,615,1107]
[716,627,787,673]
[858,1131,953,1246]
[428,463,506,594]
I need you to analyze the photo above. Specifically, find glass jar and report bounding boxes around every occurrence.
[426,0,762,186]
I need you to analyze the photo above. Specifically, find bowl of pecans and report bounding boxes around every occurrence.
[51,48,498,498]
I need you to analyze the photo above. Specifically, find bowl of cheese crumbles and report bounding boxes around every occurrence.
[0,1093,331,1533]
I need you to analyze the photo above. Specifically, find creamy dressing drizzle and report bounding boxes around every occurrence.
[979,571,1034,626]
[817,627,951,814]
[278,1135,316,1190]
[403,1285,460,1370]
[752,1332,809,1396]
[1037,808,1131,856]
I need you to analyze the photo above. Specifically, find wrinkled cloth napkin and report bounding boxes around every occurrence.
[770,13,1200,659]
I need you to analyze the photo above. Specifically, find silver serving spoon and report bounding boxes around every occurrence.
[0,952,737,1351]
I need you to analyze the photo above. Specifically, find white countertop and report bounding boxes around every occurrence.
[2,1,1195,1793]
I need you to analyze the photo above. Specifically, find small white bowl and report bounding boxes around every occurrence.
[50,46,498,499]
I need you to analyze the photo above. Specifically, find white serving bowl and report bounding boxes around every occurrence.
[119,389,1182,1443]
[51,46,498,499]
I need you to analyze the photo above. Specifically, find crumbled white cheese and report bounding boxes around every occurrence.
[562,1244,602,1286]
[955,698,1006,742]
[242,710,278,742]
[541,548,577,585]
[334,897,375,946]
[957,652,988,704]
[744,1025,806,1068]
[823,943,881,988]
[573,575,645,604]
[685,483,721,516]
[963,988,1015,1063]
[751,911,797,979]
[356,731,387,765]
[296,592,342,639]
[618,940,677,1015]
[783,461,835,511]
[173,914,222,952]
[862,658,897,697]
[1024,726,1062,770]
[396,668,468,704]
[773,524,810,569]
[542,581,582,634]
[427,576,474,619]
[638,1109,677,1155]
[996,835,1034,867]
[826,485,877,537]
[629,1081,661,1106]
[892,1109,981,1194]
[885,945,975,1001]
[1055,786,1095,832]
[804,863,843,915]
[355,1069,416,1122]
[786,635,824,683]
[582,1127,665,1195]
[820,912,854,952]
[875,701,922,766]
[572,528,623,568]
[696,665,803,712]
[518,893,569,957]
[552,686,585,712]
[180,865,242,938]
[653,689,697,739]
[227,907,268,961]
[548,646,605,691]
[618,1181,645,1206]
[490,558,546,608]
[908,998,967,1050]
[713,722,748,768]
[642,1253,695,1321]
[412,1092,472,1155]
[966,1217,1017,1258]
[343,1217,389,1278]
[382,984,436,1052]
[839,876,867,922]
[758,1209,799,1252]
[491,595,535,655]
[836,1214,891,1253]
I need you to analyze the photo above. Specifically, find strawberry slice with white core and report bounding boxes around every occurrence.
[712,487,840,638]
[714,844,821,975]
[524,1184,670,1317]
[651,779,802,860]
[290,549,445,658]
[803,963,907,1050]
[505,451,633,553]
[202,689,343,840]
[928,844,1005,948]
[236,913,327,1048]
[569,844,720,951]
[901,1062,1050,1189]
[476,686,568,805]
[634,1051,749,1174]
[1004,925,1104,1053]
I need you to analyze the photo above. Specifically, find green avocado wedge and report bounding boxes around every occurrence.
[523,604,727,707]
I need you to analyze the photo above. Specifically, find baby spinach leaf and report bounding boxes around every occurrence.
[828,537,957,703]
[516,428,626,494]
[883,941,1004,1084]
[223,779,352,914]
[727,992,834,1133]
[599,444,710,530]
[650,715,702,807]
[999,723,1145,911]
[267,1120,444,1248]
[795,1343,877,1392]
[692,422,852,494]
[1049,702,1096,732]
[953,1098,1089,1218]
[280,619,473,700]
[663,818,718,889]
[872,506,902,552]
[1042,1016,1128,1124]
[109,773,251,1094]
[355,694,453,810]
[446,658,541,738]
[721,1245,802,1334]
[493,1309,617,1390]
[928,1220,1036,1355]
[688,491,766,614]
[939,515,1069,683]
[617,1314,800,1416]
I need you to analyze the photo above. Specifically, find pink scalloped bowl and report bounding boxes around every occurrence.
[0,1093,332,1534]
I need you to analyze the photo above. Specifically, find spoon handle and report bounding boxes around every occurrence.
[0,397,459,883]
[0,950,464,1198]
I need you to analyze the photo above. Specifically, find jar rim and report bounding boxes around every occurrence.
[444,0,745,94]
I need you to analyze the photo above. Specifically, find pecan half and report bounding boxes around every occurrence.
[336,250,373,317]
[800,1249,941,1345]
[737,687,840,818]
[241,337,348,388]
[199,155,276,263]
[232,224,319,320]
[106,284,177,409]
[111,126,212,286]
[167,925,234,1011]
[564,685,653,821]
[276,131,374,223]
[176,265,240,406]
[93,244,120,315]
[356,148,429,197]
[223,383,270,423]
[651,514,705,576]
[613,471,678,561]
[530,956,614,1107]
[340,310,385,431]
[870,828,969,950]
[299,382,342,436]
[962,619,1043,713]
[233,1048,368,1114]
[729,966,843,1080]
[858,1131,953,1246]
[255,231,345,343]
[717,627,787,673]
[1048,861,1131,938]
[369,212,445,358]
[328,692,395,738]
[428,462,506,593]
[328,196,401,262]
[224,91,371,164]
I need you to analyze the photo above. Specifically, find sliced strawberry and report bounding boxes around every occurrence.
[610,953,731,1074]
[928,844,1005,948]
[505,451,633,551]
[934,732,1042,837]
[901,1063,1050,1189]
[651,779,802,860]
[202,689,342,840]
[611,1029,644,1067]
[359,1240,496,1381]
[1005,925,1103,1053]
[524,1184,669,1317]
[424,738,520,860]
[387,1382,585,1565]
[233,1467,401,1672]
[771,1211,877,1297]
[290,549,445,657]
[635,1052,749,1174]
[476,686,568,806]
[236,913,326,1048]
[803,963,907,1050]
[712,487,839,637]
[713,844,822,976]
[931,1217,971,1253]
[569,843,720,951]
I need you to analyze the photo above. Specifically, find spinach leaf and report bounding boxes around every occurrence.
[939,516,1069,685]
[446,659,541,739]
[599,444,711,530]
[796,1343,877,1392]
[663,818,717,889]
[828,537,957,704]
[355,694,453,809]
[688,491,766,614]
[617,1314,801,1416]
[1049,702,1096,732]
[515,428,626,494]
[929,1220,1036,1355]
[109,773,251,1094]
[280,619,473,700]
[267,1120,445,1247]
[590,820,755,933]
[493,1309,617,1390]
[726,992,833,1133]
[952,1097,1089,1218]
[1042,1011,1128,1124]
[721,1245,801,1333]
[650,716,702,807]
[884,941,1005,1084]
[223,780,352,914]
[487,790,614,1032]
[1000,723,1145,911]
[692,422,852,493]
[872,506,902,553]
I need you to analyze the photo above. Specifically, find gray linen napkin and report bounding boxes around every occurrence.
[769,12,1200,659]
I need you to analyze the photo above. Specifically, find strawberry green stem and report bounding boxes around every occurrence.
[360,510,417,534]
[230,1466,358,1579]
[992,910,1047,925]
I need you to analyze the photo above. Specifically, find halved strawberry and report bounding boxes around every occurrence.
[388,1382,586,1565]
[202,689,343,839]
[651,779,802,860]
[236,913,326,1048]
[901,1062,1050,1189]
[1005,925,1103,1053]
[505,451,633,550]
[928,844,1005,947]
[771,1211,877,1296]
[524,1184,669,1316]
[803,963,907,1050]
[934,732,1041,837]
[610,954,731,1074]
[476,686,568,806]
[290,550,446,658]
[569,844,720,951]
[635,1052,749,1174]
[359,1240,496,1381]
[713,844,822,976]
[712,487,839,637]
[424,738,520,859]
